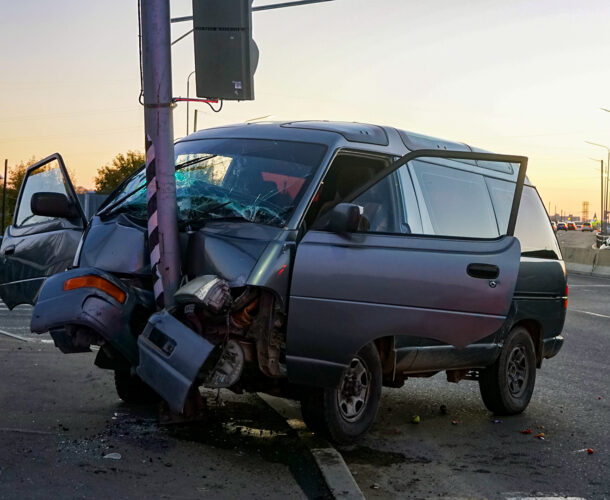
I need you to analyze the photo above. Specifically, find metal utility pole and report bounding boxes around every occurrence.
[2,159,7,235]
[186,70,196,135]
[604,157,610,229]
[586,141,610,234]
[599,160,606,234]
[140,0,181,308]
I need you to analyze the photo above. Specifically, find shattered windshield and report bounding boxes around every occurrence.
[105,138,327,228]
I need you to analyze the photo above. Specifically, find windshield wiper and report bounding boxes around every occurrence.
[98,154,217,218]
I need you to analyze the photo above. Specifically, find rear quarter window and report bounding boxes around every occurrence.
[486,179,561,259]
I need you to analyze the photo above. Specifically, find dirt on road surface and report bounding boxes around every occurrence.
[0,337,330,500]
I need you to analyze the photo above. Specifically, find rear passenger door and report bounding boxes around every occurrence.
[287,150,527,388]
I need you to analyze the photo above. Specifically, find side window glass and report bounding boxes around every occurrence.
[487,179,560,259]
[352,171,406,234]
[410,160,500,239]
[305,153,389,229]
[15,159,72,227]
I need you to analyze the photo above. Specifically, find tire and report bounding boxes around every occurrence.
[114,369,160,405]
[479,326,536,415]
[300,343,382,444]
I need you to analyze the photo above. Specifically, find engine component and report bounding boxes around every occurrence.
[49,326,104,354]
[174,275,232,314]
[203,339,245,389]
[247,292,286,378]
[231,298,259,328]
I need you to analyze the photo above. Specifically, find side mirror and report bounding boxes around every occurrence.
[324,203,362,233]
[31,192,80,219]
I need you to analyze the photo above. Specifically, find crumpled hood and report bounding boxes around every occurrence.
[79,215,284,287]
[185,221,283,286]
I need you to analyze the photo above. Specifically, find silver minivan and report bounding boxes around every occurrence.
[0,121,566,443]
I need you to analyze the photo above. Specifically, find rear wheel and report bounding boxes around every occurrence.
[114,369,160,405]
[300,343,382,444]
[479,326,536,415]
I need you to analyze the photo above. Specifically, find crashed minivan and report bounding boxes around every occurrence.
[0,121,567,443]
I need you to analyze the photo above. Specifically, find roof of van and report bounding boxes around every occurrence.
[184,120,488,153]
[182,120,528,183]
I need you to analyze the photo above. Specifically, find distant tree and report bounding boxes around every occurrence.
[94,151,145,194]
[1,156,38,227]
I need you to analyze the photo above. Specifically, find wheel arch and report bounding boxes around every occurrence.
[511,319,543,368]
[373,336,399,386]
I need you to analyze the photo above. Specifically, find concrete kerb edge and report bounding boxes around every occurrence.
[257,393,365,500]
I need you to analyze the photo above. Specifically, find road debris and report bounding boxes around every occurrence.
[451,419,460,425]
[587,448,594,454]
[103,452,122,460]
[534,432,545,440]
[493,419,503,424]
[520,429,532,434]
[411,416,421,424]
[439,404,448,415]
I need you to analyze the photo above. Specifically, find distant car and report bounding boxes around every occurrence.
[582,222,593,232]
[551,221,557,232]
[557,222,568,231]
[567,222,576,230]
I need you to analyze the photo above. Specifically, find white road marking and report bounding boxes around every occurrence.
[506,497,586,500]
[569,284,610,287]
[258,393,365,500]
[571,309,610,319]
[0,427,54,436]
[0,328,31,342]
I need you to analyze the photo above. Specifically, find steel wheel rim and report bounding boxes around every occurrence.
[337,356,371,422]
[506,345,529,397]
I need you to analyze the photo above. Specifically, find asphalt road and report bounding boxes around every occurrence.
[555,229,598,248]
[0,270,608,499]
[346,272,609,499]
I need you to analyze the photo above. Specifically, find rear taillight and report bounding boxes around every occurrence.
[564,284,569,309]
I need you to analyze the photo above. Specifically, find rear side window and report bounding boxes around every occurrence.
[411,161,500,238]
[487,179,561,259]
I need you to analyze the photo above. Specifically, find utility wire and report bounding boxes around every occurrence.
[137,0,144,106]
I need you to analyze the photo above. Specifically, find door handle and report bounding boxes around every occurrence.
[467,263,499,280]
[3,245,15,255]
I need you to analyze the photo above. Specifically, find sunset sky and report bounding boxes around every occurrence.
[2,0,610,218]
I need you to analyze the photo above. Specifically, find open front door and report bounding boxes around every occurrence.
[0,154,86,308]
[287,149,527,388]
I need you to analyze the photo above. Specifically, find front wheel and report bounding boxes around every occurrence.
[479,326,536,415]
[114,369,160,405]
[300,343,382,444]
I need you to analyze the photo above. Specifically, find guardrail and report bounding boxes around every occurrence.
[561,239,610,276]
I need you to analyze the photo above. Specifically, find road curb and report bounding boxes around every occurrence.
[257,393,365,500]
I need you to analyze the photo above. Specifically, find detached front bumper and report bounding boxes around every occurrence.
[31,267,152,365]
